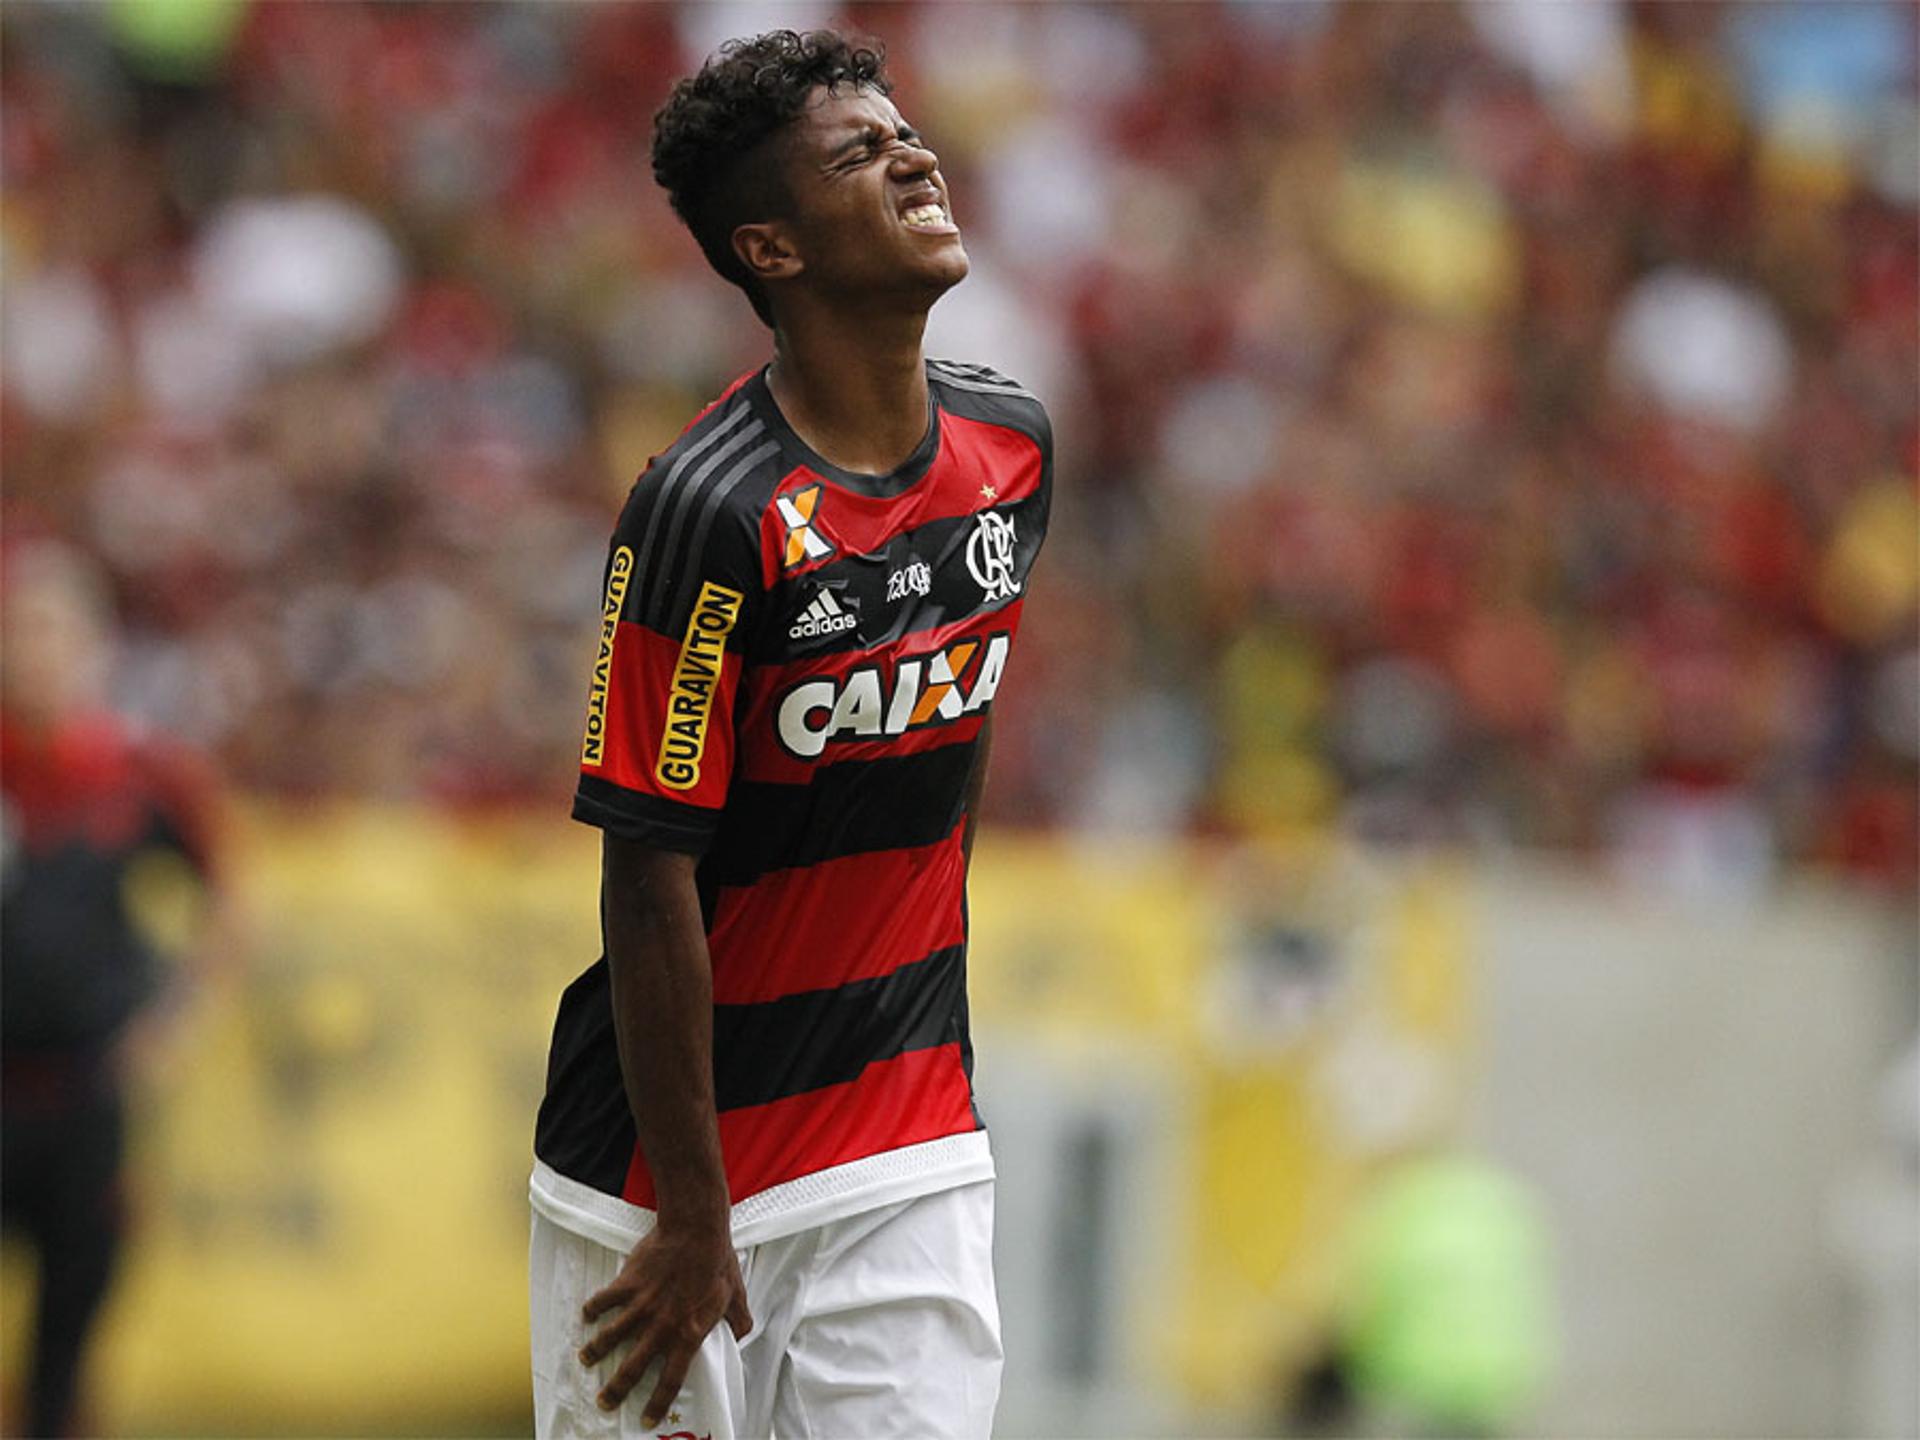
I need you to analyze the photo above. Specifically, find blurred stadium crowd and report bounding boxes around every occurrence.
[3,0,1915,893]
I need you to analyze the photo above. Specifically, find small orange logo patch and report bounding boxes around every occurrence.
[777,483,835,569]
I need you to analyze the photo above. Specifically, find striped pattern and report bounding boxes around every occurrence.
[927,357,1039,401]
[538,360,1051,1218]
[623,403,781,631]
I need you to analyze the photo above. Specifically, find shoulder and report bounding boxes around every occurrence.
[927,358,1052,456]
[610,383,786,630]
[616,383,787,547]
[630,382,780,505]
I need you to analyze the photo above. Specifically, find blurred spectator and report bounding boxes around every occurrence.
[1336,1152,1558,1438]
[1,541,237,1437]
[0,0,1911,894]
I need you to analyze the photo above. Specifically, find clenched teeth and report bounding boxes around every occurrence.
[903,204,948,229]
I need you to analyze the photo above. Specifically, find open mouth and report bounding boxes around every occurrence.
[901,199,959,235]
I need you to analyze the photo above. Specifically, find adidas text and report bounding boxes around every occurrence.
[790,589,858,641]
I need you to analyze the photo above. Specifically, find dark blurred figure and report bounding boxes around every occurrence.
[1,541,234,1438]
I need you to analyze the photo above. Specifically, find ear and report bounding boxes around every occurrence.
[733,221,804,288]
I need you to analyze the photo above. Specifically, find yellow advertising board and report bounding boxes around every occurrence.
[2,808,1469,1433]
[7,805,599,1435]
[966,835,1472,1410]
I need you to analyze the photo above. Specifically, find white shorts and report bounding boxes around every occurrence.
[530,1180,1001,1439]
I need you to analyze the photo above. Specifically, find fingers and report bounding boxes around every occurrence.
[639,1347,694,1429]
[578,1243,745,1418]
[599,1334,661,1414]
[598,1326,699,1422]
[581,1280,626,1324]
[577,1302,642,1367]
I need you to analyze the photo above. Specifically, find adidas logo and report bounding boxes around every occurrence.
[789,586,858,641]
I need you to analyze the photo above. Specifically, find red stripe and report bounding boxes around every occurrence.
[621,1043,977,1208]
[707,818,967,1003]
[583,619,742,810]
[760,412,1044,583]
[736,710,984,785]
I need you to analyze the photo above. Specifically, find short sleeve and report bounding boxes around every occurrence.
[571,466,765,854]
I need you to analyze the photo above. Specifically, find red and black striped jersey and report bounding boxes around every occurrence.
[1,713,221,1056]
[533,359,1050,1246]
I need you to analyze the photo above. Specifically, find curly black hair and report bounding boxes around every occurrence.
[652,30,891,328]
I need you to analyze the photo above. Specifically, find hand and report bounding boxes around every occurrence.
[579,1218,753,1426]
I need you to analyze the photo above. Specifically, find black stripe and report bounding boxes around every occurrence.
[670,438,781,624]
[630,403,754,617]
[712,943,967,1111]
[573,777,718,853]
[646,418,768,622]
[928,357,1029,393]
[706,744,976,885]
[927,367,1040,409]
[931,380,1050,451]
[933,375,1035,402]
[533,957,636,1195]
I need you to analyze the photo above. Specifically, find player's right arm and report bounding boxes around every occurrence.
[565,418,774,1426]
[578,836,750,1428]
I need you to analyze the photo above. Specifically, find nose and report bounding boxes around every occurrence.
[888,135,939,177]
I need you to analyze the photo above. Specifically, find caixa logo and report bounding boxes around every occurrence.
[776,632,1010,759]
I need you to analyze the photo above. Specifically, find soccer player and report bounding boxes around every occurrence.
[529,30,1050,1440]
[1,541,233,1438]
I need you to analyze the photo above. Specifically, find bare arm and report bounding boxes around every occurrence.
[577,834,750,1426]
[120,745,247,1083]
[603,838,729,1224]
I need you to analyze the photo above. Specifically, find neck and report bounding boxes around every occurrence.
[765,301,931,476]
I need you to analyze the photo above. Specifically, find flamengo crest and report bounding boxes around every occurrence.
[965,512,1020,602]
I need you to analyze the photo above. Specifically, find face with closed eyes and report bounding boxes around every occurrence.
[738,85,969,316]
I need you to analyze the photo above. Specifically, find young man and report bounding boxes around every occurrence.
[529,30,1050,1440]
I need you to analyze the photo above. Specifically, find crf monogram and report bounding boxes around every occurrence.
[965,512,1021,602]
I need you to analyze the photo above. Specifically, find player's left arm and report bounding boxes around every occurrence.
[146,741,244,978]
[122,740,246,1080]
[961,382,1047,870]
[959,386,1045,873]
